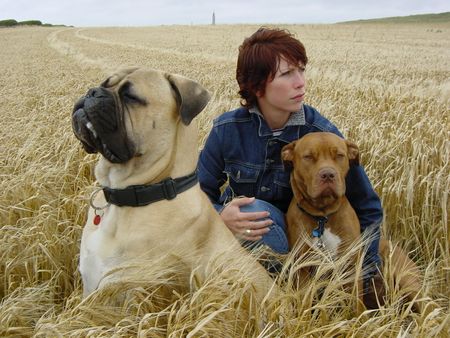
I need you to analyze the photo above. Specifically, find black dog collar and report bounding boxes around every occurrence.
[103,171,198,207]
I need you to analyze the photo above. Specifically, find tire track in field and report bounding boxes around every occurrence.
[74,28,231,64]
[46,28,236,94]
[47,29,118,74]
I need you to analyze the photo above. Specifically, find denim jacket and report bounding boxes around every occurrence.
[197,104,383,233]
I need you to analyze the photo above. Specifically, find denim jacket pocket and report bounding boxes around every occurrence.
[224,162,260,198]
[274,170,292,200]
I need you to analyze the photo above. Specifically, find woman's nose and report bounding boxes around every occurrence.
[293,70,305,88]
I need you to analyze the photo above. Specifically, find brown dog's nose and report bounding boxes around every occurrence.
[318,168,336,181]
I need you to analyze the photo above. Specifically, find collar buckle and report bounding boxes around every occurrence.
[162,178,177,200]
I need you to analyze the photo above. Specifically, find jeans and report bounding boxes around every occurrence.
[239,199,289,254]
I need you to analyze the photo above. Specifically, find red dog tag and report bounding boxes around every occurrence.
[93,214,101,225]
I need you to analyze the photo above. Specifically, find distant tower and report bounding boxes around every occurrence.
[212,11,216,25]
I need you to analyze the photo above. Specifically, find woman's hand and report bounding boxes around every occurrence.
[220,197,272,241]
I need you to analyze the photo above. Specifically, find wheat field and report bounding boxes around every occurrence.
[0,23,449,337]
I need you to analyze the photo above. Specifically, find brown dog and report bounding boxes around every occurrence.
[281,132,423,312]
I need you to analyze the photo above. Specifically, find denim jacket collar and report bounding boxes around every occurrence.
[249,104,305,142]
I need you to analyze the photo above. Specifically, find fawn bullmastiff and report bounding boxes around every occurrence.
[72,67,277,302]
[281,132,423,312]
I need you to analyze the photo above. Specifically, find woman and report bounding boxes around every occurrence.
[197,27,382,279]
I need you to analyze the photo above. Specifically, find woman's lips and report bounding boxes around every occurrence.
[291,93,305,101]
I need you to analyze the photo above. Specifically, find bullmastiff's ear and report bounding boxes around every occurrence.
[346,140,360,166]
[102,67,140,87]
[166,74,211,125]
[281,141,296,171]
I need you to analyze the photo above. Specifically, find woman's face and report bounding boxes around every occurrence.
[257,57,306,122]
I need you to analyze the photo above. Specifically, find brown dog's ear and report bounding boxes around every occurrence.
[346,140,360,166]
[166,74,211,125]
[281,141,296,171]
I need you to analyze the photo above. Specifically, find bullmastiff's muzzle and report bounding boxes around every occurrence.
[72,86,135,163]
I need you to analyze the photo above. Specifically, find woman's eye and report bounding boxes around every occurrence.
[281,66,305,76]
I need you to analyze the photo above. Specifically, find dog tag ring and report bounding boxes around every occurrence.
[89,187,110,225]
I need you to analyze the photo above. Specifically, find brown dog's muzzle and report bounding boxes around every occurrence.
[309,165,345,200]
[72,87,135,163]
[318,167,337,183]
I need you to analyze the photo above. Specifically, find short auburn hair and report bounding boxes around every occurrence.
[236,27,308,108]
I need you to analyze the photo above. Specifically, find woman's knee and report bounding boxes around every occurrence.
[240,199,288,254]
[239,199,286,229]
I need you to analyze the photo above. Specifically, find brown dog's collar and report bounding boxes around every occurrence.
[102,171,198,207]
[296,204,333,238]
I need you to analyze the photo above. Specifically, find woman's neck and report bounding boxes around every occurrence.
[262,111,291,130]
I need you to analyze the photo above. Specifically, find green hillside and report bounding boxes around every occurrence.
[339,12,450,24]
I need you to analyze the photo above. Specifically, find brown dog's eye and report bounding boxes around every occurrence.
[302,154,313,161]
[336,153,345,159]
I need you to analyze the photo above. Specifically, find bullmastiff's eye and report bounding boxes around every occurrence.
[120,82,146,105]
[336,153,345,159]
[302,154,313,161]
[123,92,139,102]
[123,92,147,106]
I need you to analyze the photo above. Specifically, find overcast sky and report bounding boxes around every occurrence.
[1,0,449,27]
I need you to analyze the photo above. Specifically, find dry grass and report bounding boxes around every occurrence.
[0,23,449,337]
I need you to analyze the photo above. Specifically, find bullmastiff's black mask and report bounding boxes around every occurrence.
[72,86,135,163]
